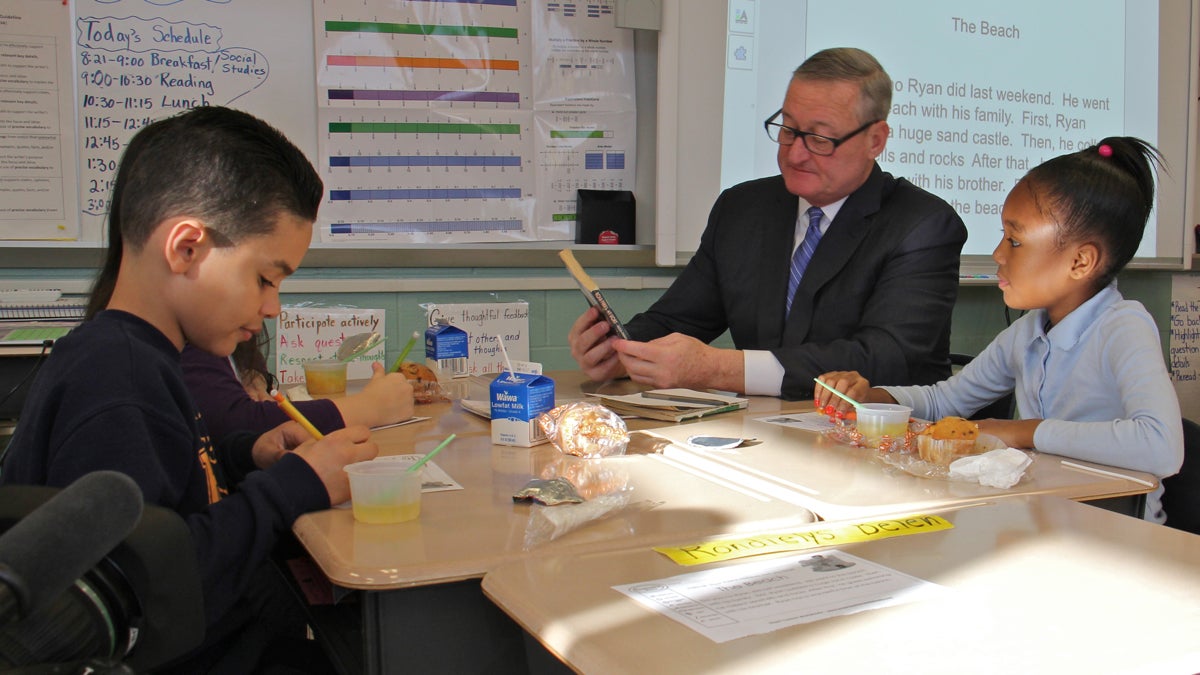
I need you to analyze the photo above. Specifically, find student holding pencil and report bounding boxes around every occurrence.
[0,107,377,672]
[816,137,1183,522]
[180,335,414,442]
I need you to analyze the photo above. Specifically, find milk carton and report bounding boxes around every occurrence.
[425,321,469,379]
[490,372,555,447]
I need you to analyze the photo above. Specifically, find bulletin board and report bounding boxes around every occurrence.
[1,0,318,244]
[0,0,640,249]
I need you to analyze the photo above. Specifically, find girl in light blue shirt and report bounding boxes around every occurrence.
[816,137,1183,521]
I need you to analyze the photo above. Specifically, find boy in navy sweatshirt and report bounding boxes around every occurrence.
[0,106,377,672]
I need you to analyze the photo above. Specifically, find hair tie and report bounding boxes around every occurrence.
[1098,144,1113,157]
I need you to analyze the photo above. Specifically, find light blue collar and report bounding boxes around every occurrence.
[1036,281,1122,349]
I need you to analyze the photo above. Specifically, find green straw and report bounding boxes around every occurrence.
[813,377,863,409]
[390,331,420,373]
[406,433,456,474]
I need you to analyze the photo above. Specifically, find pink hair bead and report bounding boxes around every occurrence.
[1098,144,1113,157]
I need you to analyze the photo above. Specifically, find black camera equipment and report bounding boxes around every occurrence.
[0,471,204,672]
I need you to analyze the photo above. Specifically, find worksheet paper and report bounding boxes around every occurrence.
[755,411,835,432]
[613,550,944,643]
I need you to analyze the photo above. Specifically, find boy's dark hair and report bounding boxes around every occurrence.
[86,106,322,319]
[1022,136,1162,290]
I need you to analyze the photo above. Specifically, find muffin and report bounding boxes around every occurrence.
[398,361,437,382]
[398,361,449,404]
[917,416,982,466]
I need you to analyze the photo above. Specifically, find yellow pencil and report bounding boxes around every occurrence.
[271,390,324,439]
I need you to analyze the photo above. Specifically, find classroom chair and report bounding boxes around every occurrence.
[1161,417,1200,535]
[949,353,1014,421]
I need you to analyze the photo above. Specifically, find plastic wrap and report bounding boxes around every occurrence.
[822,414,921,454]
[522,494,662,549]
[877,433,1011,481]
[523,492,632,547]
[511,403,640,545]
[396,361,451,404]
[538,454,630,500]
[823,413,1031,485]
[537,401,629,457]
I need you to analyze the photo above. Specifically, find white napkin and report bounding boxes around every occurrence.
[948,447,1033,489]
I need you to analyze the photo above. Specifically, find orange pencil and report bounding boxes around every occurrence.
[271,390,324,439]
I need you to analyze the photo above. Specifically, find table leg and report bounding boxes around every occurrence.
[363,579,530,674]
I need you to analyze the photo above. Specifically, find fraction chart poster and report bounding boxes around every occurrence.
[314,0,635,245]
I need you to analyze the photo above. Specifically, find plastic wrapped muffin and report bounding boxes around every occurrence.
[917,416,983,466]
[397,361,449,404]
[537,402,629,458]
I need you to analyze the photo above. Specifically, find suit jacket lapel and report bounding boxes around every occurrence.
[756,183,799,347]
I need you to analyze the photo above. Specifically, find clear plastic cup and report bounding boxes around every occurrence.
[856,403,913,446]
[303,359,348,396]
[344,458,423,524]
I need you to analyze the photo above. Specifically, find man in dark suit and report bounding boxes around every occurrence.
[568,48,967,400]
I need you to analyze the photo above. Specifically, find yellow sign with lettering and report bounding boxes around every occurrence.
[655,514,954,566]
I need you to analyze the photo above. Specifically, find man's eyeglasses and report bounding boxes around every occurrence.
[763,110,880,156]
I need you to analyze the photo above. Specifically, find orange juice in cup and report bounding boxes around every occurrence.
[856,403,912,446]
[303,359,348,396]
[344,458,423,524]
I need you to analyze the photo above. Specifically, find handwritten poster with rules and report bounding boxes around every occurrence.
[422,302,529,376]
[1169,274,1200,420]
[275,306,385,386]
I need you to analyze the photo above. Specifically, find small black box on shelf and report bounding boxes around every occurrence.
[575,189,635,244]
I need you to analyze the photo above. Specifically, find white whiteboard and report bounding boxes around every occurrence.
[0,0,644,252]
[656,0,1198,270]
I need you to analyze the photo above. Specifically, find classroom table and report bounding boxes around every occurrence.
[292,372,1159,673]
[291,372,818,673]
[636,414,1158,520]
[481,495,1200,675]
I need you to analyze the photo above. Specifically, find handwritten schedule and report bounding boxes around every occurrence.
[71,0,316,240]
[74,10,268,233]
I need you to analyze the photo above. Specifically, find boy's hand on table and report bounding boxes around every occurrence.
[252,421,311,468]
[292,425,379,505]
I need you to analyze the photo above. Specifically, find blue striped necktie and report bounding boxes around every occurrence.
[786,206,824,315]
